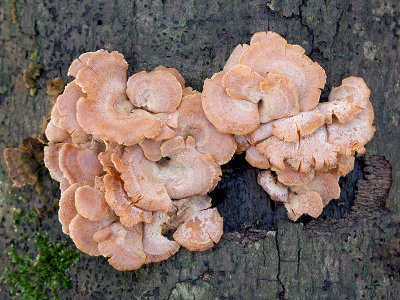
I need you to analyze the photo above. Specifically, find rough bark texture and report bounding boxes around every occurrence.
[0,0,399,299]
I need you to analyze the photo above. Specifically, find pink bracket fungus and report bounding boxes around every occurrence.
[35,31,376,270]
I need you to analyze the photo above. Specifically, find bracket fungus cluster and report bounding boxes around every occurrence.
[202,31,375,221]
[22,31,374,271]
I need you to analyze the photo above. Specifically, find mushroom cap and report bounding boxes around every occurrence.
[75,185,111,221]
[222,64,266,103]
[249,122,273,144]
[44,143,64,182]
[175,93,237,165]
[153,111,179,141]
[139,139,163,162]
[257,170,288,202]
[45,120,71,143]
[93,222,146,271]
[274,164,315,186]
[74,50,162,145]
[223,44,250,72]
[245,146,270,169]
[249,31,280,45]
[291,172,340,206]
[257,126,339,173]
[233,135,251,154]
[258,72,300,123]
[127,70,182,113]
[68,52,95,77]
[56,81,89,144]
[159,136,222,199]
[173,207,223,251]
[240,33,326,111]
[153,66,185,88]
[98,141,124,170]
[104,172,153,227]
[142,211,180,263]
[270,109,326,142]
[59,143,103,184]
[202,72,260,135]
[69,214,115,256]
[327,99,375,157]
[112,145,172,211]
[334,155,355,177]
[284,191,323,221]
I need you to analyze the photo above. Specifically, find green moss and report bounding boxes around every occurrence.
[12,208,39,232]
[2,233,81,300]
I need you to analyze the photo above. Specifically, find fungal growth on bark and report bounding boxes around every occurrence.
[5,31,376,271]
[202,31,375,221]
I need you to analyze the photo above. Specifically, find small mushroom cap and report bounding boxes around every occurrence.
[44,143,64,182]
[68,52,95,77]
[223,44,250,72]
[104,172,153,227]
[249,123,273,144]
[159,136,222,199]
[245,146,270,169]
[274,164,315,186]
[240,33,326,111]
[75,50,162,145]
[153,111,179,141]
[59,143,103,184]
[202,72,260,135]
[94,222,146,271]
[222,64,266,103]
[45,120,71,143]
[143,211,180,263]
[75,185,110,221]
[98,141,124,170]
[327,99,375,157]
[112,145,172,211]
[153,66,185,88]
[69,214,115,256]
[249,31,280,45]
[258,72,300,123]
[291,172,340,206]
[285,191,323,221]
[56,81,89,144]
[257,170,288,202]
[58,182,86,234]
[334,155,355,177]
[233,135,251,154]
[127,70,182,113]
[175,93,237,165]
[270,109,326,142]
[257,126,339,173]
[139,139,163,162]
[173,208,223,251]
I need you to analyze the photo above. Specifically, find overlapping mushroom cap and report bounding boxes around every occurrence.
[43,50,226,271]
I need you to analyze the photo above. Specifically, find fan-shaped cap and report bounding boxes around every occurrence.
[245,146,270,169]
[275,163,315,186]
[75,185,110,221]
[68,52,95,77]
[98,141,124,170]
[175,93,236,165]
[334,155,355,177]
[173,207,223,251]
[127,70,182,113]
[59,143,103,184]
[249,123,273,144]
[45,120,71,143]
[223,44,250,72]
[58,182,86,234]
[257,126,338,173]
[69,214,115,256]
[270,109,325,142]
[75,50,162,145]
[240,33,326,111]
[143,211,180,263]
[153,66,185,88]
[104,172,153,227]
[284,191,323,221]
[257,170,288,202]
[56,81,89,144]
[94,222,146,271]
[202,72,260,135]
[44,143,64,182]
[159,136,222,199]
[249,31,280,45]
[112,145,172,211]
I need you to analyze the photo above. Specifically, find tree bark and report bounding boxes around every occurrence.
[0,0,399,299]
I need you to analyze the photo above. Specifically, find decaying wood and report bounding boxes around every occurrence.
[0,0,399,299]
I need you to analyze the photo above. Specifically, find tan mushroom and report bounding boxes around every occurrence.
[249,123,273,144]
[98,141,124,170]
[240,32,326,111]
[223,44,250,72]
[59,143,103,184]
[94,222,146,271]
[127,70,182,113]
[175,92,237,165]
[245,146,270,169]
[75,185,111,221]
[103,171,153,227]
[257,170,288,202]
[233,135,251,154]
[142,212,180,263]
[44,143,64,182]
[153,66,185,88]
[159,136,222,199]
[45,120,71,143]
[74,50,162,145]
[284,191,324,221]
[68,52,95,77]
[274,163,315,186]
[249,31,279,45]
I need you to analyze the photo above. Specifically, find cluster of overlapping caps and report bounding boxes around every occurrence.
[44,31,375,271]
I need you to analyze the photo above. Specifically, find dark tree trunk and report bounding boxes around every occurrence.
[0,0,399,299]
